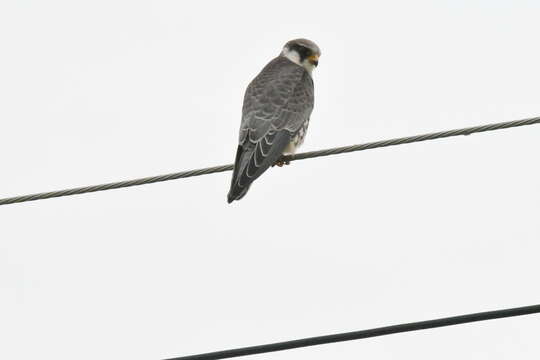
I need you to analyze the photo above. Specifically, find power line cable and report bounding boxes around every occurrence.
[165,303,540,360]
[1,116,539,206]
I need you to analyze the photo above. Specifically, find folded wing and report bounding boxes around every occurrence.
[228,57,314,203]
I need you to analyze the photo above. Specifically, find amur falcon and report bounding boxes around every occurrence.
[227,38,320,203]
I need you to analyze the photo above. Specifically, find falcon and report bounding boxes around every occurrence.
[227,38,320,203]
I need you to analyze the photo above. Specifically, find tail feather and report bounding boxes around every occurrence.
[227,131,291,203]
[228,145,252,203]
[227,185,250,203]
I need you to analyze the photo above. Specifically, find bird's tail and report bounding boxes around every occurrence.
[227,145,251,203]
[227,132,291,203]
[227,185,250,203]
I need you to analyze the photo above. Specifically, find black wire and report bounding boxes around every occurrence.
[165,304,540,360]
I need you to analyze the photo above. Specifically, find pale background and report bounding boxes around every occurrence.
[1,1,539,359]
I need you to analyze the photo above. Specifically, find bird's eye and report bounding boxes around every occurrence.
[294,45,311,58]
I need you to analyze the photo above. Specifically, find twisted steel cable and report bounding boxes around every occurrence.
[288,115,540,160]
[1,116,539,206]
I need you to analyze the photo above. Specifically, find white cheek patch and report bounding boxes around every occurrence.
[282,48,316,74]
[282,48,301,65]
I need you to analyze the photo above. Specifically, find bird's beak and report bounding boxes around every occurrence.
[308,54,319,67]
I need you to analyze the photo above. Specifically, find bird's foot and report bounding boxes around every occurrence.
[273,157,290,167]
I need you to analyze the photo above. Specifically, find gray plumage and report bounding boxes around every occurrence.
[228,39,320,203]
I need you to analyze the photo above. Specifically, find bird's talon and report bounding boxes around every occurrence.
[273,158,290,167]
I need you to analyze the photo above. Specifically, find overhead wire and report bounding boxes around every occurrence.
[164,304,540,360]
[0,116,539,206]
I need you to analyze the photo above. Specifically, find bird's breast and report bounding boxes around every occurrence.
[282,119,310,155]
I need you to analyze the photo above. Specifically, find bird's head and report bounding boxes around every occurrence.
[281,38,321,74]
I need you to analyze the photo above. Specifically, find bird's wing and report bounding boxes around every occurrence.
[228,57,314,202]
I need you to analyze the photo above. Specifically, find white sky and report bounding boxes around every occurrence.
[1,1,539,359]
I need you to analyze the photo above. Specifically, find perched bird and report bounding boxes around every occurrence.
[227,38,320,203]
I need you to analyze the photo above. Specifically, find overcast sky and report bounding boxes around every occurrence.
[1,1,539,359]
